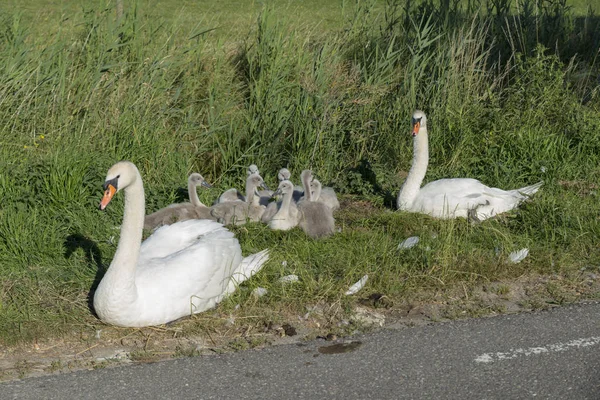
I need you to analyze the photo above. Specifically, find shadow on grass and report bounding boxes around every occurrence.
[337,159,398,209]
[64,233,104,316]
[174,186,190,203]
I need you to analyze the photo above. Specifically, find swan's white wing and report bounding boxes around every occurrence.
[135,223,243,321]
[233,249,270,285]
[418,178,489,201]
[139,219,228,261]
[415,178,537,219]
[137,232,242,300]
[414,178,490,217]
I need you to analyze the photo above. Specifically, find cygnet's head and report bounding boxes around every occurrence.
[411,110,427,136]
[300,169,313,184]
[309,178,322,199]
[247,164,260,176]
[278,168,291,181]
[247,173,269,194]
[189,173,212,189]
[273,180,294,197]
[309,179,322,191]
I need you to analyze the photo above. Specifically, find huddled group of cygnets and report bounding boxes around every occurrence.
[144,164,339,240]
[94,110,543,328]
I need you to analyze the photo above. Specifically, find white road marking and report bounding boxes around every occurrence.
[475,336,600,363]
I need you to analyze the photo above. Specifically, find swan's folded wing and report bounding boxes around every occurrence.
[139,219,229,261]
[416,178,494,217]
[135,231,244,314]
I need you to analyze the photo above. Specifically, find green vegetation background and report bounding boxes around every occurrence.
[0,0,599,344]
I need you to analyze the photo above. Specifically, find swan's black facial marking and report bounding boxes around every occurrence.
[412,117,422,136]
[103,176,119,191]
[99,175,120,211]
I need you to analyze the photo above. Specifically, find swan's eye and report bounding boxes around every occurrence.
[103,177,119,191]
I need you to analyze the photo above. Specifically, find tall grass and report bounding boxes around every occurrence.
[0,0,599,344]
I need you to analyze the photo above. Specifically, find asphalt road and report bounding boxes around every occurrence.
[3,302,600,399]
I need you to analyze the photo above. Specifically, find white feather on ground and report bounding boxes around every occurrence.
[278,274,299,283]
[252,287,268,297]
[397,236,420,250]
[345,274,369,295]
[508,248,529,263]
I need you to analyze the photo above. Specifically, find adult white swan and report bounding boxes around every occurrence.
[397,110,543,221]
[95,161,270,327]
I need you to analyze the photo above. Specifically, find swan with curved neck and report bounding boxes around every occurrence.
[397,110,543,220]
[144,173,214,231]
[210,173,267,225]
[95,161,269,327]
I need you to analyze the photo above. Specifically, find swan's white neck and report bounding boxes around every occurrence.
[96,171,144,309]
[188,181,205,207]
[397,126,428,210]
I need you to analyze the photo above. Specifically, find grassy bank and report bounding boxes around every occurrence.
[0,0,599,354]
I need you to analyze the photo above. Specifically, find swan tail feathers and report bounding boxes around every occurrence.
[517,181,543,196]
[231,249,270,284]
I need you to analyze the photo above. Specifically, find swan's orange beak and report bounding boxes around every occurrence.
[99,184,117,210]
[412,121,420,136]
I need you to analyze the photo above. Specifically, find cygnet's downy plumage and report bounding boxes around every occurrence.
[144,173,215,231]
[267,180,300,231]
[210,173,268,225]
[261,168,304,223]
[251,165,274,206]
[216,164,261,204]
[297,172,335,239]
[278,168,304,202]
[299,170,340,211]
